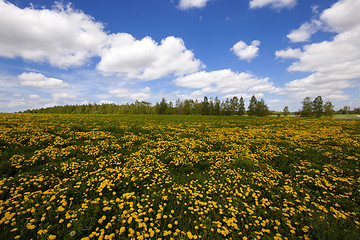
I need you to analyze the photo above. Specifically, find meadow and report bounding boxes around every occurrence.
[0,114,359,240]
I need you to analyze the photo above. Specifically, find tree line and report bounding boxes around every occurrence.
[297,96,359,117]
[21,95,270,116]
[21,95,359,117]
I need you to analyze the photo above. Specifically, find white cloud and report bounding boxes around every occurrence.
[18,72,69,89]
[231,40,260,62]
[28,94,40,99]
[52,93,76,99]
[287,20,321,42]
[109,87,152,101]
[97,34,203,80]
[287,31,360,75]
[277,0,360,101]
[286,0,360,43]
[178,0,211,9]
[109,88,130,98]
[130,92,151,101]
[0,1,107,68]
[0,1,204,82]
[0,93,58,112]
[275,48,302,59]
[249,0,297,9]
[142,87,151,92]
[99,99,115,104]
[174,69,278,98]
[311,5,319,14]
[320,0,360,33]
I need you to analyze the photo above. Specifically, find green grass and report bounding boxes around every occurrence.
[333,114,360,118]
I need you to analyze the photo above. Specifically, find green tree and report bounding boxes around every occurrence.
[312,96,324,117]
[175,98,183,115]
[214,97,221,115]
[248,95,257,116]
[324,100,335,117]
[166,101,176,115]
[255,99,270,116]
[238,97,245,115]
[193,100,202,115]
[229,96,239,115]
[283,106,290,117]
[183,100,191,115]
[223,98,231,115]
[341,106,351,114]
[300,97,313,117]
[202,96,210,115]
[209,97,214,115]
[158,97,168,114]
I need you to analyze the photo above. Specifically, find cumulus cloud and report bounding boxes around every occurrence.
[28,94,40,99]
[0,1,107,68]
[178,0,211,9]
[231,40,260,62]
[287,21,321,42]
[97,34,203,80]
[0,92,57,112]
[275,48,302,59]
[320,0,360,32]
[174,69,278,98]
[109,88,130,98]
[285,0,360,43]
[249,0,297,9]
[18,72,69,89]
[130,92,151,101]
[277,0,360,100]
[52,93,77,99]
[109,87,152,101]
[0,1,204,81]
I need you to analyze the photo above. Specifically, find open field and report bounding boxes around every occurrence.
[333,114,360,119]
[1,114,360,240]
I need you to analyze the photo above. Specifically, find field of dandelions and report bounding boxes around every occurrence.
[0,114,359,240]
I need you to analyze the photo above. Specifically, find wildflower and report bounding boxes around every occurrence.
[27,223,36,230]
[48,235,56,240]
[57,206,65,212]
[70,231,76,237]
[282,208,287,213]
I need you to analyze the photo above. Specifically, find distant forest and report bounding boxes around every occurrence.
[21,95,360,117]
[21,96,268,116]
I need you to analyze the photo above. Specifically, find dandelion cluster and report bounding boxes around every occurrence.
[0,114,359,239]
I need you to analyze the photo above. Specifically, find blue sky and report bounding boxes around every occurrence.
[0,0,359,112]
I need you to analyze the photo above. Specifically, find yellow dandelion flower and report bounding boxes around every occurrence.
[57,206,65,212]
[26,223,36,230]
[48,235,56,240]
